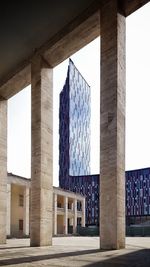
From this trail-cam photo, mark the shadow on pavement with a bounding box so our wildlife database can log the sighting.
[0,246,29,250]
[0,249,100,266]
[85,248,150,267]
[0,247,149,266]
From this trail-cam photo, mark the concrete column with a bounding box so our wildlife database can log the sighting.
[0,99,7,244]
[23,187,29,236]
[73,199,77,234]
[7,184,11,236]
[81,198,85,227]
[64,196,68,235]
[54,193,57,236]
[100,0,126,249]
[30,55,53,246]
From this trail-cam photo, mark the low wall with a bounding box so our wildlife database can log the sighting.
[126,226,150,236]
[77,226,99,236]
[78,225,150,237]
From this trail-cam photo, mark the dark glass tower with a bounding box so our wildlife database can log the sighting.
[59,59,91,186]
[59,60,150,226]
[59,59,100,225]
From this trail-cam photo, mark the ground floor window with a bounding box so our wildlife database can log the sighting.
[19,219,23,231]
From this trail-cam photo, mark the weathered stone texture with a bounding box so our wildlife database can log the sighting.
[64,197,68,235]
[53,193,57,236]
[23,187,30,236]
[73,199,77,234]
[30,56,53,246]
[100,0,126,250]
[7,184,11,236]
[0,100,7,243]
[81,199,85,227]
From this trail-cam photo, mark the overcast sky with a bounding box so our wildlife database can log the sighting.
[7,3,150,186]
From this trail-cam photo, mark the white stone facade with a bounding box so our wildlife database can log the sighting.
[7,173,85,238]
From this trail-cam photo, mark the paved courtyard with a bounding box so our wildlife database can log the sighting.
[0,237,149,266]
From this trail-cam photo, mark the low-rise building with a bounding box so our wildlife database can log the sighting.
[7,173,85,238]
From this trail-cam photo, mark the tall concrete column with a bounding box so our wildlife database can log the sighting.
[64,196,68,235]
[23,187,29,236]
[81,199,85,227]
[100,0,126,250]
[54,193,57,236]
[7,184,11,237]
[30,55,53,246]
[73,199,77,234]
[0,99,7,244]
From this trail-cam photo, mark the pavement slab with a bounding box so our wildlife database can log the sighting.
[0,237,149,267]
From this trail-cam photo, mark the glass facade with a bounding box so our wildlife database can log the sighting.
[61,169,150,225]
[126,167,150,217]
[59,60,150,226]
[69,60,90,176]
[61,174,99,225]
[59,59,90,181]
[59,70,70,182]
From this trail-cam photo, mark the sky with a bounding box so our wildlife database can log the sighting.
[7,3,150,186]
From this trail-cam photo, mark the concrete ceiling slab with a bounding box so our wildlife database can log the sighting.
[0,0,97,82]
[0,0,149,91]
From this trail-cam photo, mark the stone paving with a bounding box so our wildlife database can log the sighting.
[0,237,149,266]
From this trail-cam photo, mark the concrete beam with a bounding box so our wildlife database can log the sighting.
[121,0,149,17]
[0,11,99,100]
[100,0,126,250]
[0,64,31,100]
[53,187,85,201]
[0,0,148,100]
[43,11,100,68]
[7,173,31,187]
[30,55,53,246]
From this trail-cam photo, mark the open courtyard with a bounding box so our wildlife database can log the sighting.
[0,237,149,266]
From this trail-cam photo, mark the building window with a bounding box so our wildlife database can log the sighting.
[19,194,24,207]
[19,219,23,231]
[57,202,62,208]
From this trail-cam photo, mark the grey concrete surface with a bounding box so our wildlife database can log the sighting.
[30,56,53,247]
[0,237,149,266]
[0,100,7,244]
[100,0,126,249]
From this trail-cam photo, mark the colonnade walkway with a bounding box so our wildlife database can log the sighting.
[0,237,149,266]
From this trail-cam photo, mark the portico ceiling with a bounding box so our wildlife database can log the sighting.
[0,0,149,96]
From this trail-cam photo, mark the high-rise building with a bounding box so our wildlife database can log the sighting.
[61,167,150,226]
[59,59,91,182]
[126,167,150,223]
[59,60,150,226]
[59,59,100,225]
[65,174,99,225]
